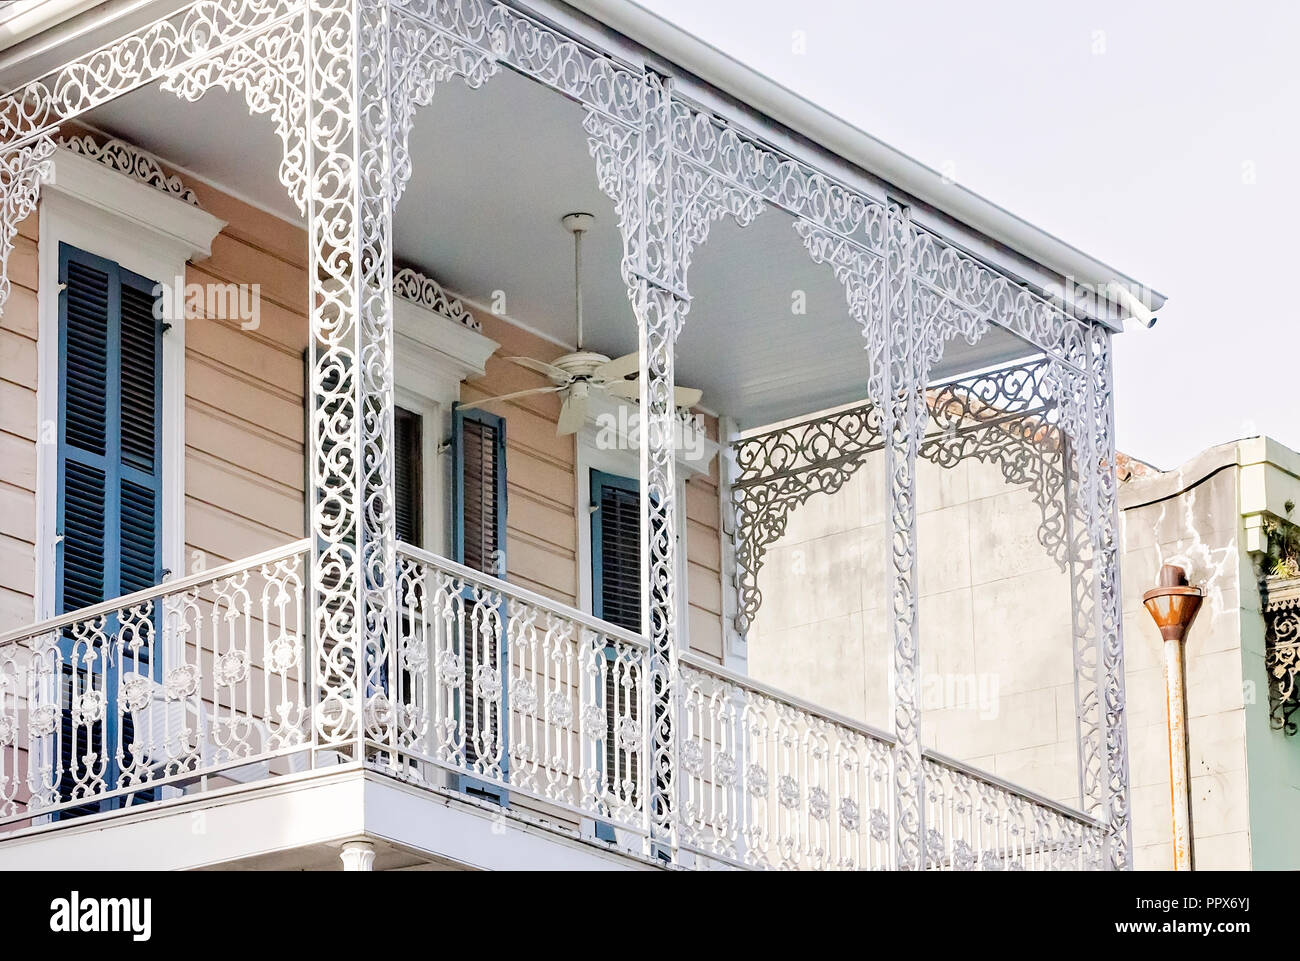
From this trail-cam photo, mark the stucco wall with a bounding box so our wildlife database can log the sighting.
[747,450,1080,802]
[747,435,1295,870]
[1120,465,1250,869]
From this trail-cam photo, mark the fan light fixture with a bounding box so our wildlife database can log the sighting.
[458,213,702,435]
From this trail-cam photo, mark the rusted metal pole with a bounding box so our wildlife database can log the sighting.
[1162,626,1193,869]
[1142,564,1203,871]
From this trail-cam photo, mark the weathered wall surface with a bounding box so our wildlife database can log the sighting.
[1120,463,1249,870]
[747,450,1080,804]
[748,437,1297,870]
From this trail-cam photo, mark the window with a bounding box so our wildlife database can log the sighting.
[453,408,506,578]
[590,469,643,813]
[37,140,220,624]
[55,243,164,817]
[394,405,423,547]
[451,405,508,803]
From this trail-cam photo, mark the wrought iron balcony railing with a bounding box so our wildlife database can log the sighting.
[0,540,312,828]
[921,751,1103,871]
[0,539,1103,868]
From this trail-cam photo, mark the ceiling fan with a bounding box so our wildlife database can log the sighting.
[457,212,703,436]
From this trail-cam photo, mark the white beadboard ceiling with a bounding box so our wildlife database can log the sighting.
[85,67,1035,428]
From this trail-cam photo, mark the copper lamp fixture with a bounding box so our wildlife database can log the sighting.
[1142,564,1203,872]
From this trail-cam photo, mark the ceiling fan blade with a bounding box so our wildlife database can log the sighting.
[457,385,563,413]
[674,386,703,409]
[605,379,639,400]
[557,392,588,436]
[505,356,572,385]
[594,352,639,381]
[603,379,701,410]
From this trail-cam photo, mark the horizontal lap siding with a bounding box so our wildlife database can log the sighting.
[686,415,724,662]
[179,181,307,572]
[0,213,39,631]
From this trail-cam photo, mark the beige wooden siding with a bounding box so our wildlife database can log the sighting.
[0,211,39,632]
[180,179,308,573]
[686,415,724,662]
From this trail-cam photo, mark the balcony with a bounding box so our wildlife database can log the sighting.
[0,540,1103,869]
[0,0,1146,871]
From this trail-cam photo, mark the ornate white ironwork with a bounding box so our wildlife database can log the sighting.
[908,222,1091,372]
[392,266,479,329]
[0,1,303,146]
[388,0,642,204]
[162,8,309,214]
[729,358,1069,635]
[0,138,54,316]
[678,653,894,870]
[299,0,400,758]
[1089,326,1131,869]
[922,751,1103,870]
[392,544,653,838]
[0,542,309,823]
[57,134,201,205]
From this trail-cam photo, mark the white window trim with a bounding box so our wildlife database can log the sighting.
[575,393,717,651]
[392,293,499,556]
[34,146,225,623]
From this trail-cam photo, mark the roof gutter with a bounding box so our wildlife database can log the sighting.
[563,0,1167,322]
[0,0,104,50]
[0,0,165,74]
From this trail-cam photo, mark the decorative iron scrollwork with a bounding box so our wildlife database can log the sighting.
[57,135,202,205]
[1262,576,1300,734]
[730,357,1067,635]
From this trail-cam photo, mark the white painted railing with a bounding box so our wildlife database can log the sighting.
[921,750,1104,870]
[0,540,311,828]
[677,653,895,870]
[388,544,654,844]
[0,538,1104,869]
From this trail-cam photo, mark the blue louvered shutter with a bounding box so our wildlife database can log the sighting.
[452,407,506,578]
[56,243,163,817]
[451,406,508,802]
[591,470,641,634]
[57,243,163,610]
[393,405,422,547]
[590,470,642,818]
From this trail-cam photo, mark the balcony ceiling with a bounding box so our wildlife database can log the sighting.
[85,67,1031,428]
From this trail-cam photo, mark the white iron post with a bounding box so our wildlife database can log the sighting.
[302,0,398,765]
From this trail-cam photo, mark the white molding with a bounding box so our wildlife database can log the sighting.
[44,146,224,263]
[393,266,479,331]
[393,295,497,407]
[34,149,226,623]
[0,768,657,870]
[56,134,201,206]
[393,292,500,556]
[394,386,447,556]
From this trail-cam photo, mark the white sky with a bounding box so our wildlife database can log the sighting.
[640,0,1299,470]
